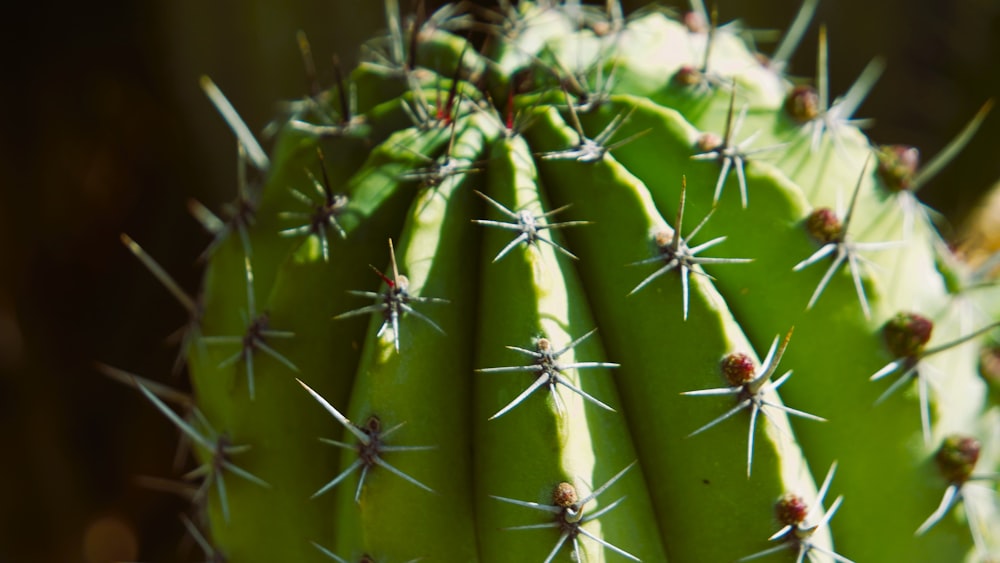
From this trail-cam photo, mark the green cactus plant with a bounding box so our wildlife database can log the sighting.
[104,1,1000,561]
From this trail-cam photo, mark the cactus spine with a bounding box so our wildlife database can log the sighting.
[108,1,1000,561]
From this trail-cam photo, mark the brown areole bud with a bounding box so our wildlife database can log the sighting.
[775,493,809,527]
[553,482,578,508]
[805,208,843,245]
[784,85,820,123]
[935,435,980,483]
[883,312,934,358]
[876,144,920,192]
[721,352,756,386]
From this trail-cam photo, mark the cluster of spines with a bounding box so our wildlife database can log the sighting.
[102,1,1000,561]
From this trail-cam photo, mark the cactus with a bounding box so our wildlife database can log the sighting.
[105,1,1000,561]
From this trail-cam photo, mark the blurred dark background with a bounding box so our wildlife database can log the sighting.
[0,1,997,561]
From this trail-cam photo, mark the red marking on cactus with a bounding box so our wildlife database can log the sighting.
[505,87,516,131]
[336,239,447,352]
[721,352,756,386]
[437,40,470,126]
[369,265,395,288]
[775,493,809,527]
[784,85,820,123]
[805,208,843,245]
[436,84,457,126]
[936,435,981,484]
[883,312,934,358]
[876,144,920,193]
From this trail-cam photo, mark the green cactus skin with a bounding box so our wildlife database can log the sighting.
[109,2,1000,562]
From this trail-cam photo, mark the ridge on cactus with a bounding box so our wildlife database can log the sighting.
[103,1,1000,561]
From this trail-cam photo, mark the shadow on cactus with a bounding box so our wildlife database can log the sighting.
[103,1,1000,561]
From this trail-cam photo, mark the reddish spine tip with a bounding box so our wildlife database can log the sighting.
[805,208,843,244]
[553,482,579,508]
[505,88,516,131]
[775,494,809,527]
[876,144,920,192]
[883,312,934,358]
[395,274,409,291]
[936,435,980,483]
[784,85,820,124]
[370,265,395,288]
[721,352,756,386]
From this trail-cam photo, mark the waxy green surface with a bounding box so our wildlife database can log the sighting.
[157,3,1000,562]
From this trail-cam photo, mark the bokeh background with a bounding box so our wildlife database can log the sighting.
[1,0,998,561]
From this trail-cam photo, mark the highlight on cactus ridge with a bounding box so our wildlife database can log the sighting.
[102,1,1000,561]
